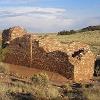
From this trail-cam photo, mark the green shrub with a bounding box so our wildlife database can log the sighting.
[31,73,49,87]
[58,30,76,35]
[31,73,61,99]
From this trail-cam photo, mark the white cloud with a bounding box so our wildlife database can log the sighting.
[0,7,74,32]
[0,7,66,17]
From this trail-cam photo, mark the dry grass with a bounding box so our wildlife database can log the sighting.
[83,87,100,100]
[82,78,100,100]
[52,30,100,55]
[0,72,62,100]
[0,71,100,100]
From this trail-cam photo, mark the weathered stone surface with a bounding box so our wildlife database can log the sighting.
[2,27,95,82]
[3,34,32,67]
[31,36,95,82]
[2,26,26,48]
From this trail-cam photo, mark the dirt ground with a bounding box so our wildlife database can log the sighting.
[7,63,72,85]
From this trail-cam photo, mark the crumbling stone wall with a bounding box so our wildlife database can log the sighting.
[2,26,25,48]
[31,36,95,82]
[2,27,32,67]
[3,34,32,67]
[2,27,95,82]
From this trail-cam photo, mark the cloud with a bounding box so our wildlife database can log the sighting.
[0,7,74,32]
[1,6,99,32]
[0,7,100,32]
[0,7,66,18]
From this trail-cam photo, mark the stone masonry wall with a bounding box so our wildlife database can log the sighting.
[3,34,32,67]
[31,36,95,82]
[2,27,95,82]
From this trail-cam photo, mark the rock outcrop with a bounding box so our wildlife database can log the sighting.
[2,27,95,82]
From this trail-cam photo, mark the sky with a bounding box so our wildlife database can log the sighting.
[0,0,100,33]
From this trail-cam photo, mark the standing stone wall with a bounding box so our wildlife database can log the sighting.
[73,51,95,82]
[3,34,32,67]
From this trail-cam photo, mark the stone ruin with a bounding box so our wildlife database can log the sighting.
[2,26,95,82]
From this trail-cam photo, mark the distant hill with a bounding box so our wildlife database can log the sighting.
[78,25,100,32]
[58,25,100,35]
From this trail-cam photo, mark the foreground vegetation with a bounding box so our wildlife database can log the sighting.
[0,46,99,100]
[0,65,100,100]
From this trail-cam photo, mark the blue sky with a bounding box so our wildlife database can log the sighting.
[0,0,100,32]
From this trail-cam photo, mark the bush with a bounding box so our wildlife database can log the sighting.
[31,73,61,99]
[69,30,76,34]
[57,30,76,35]
[31,73,49,87]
